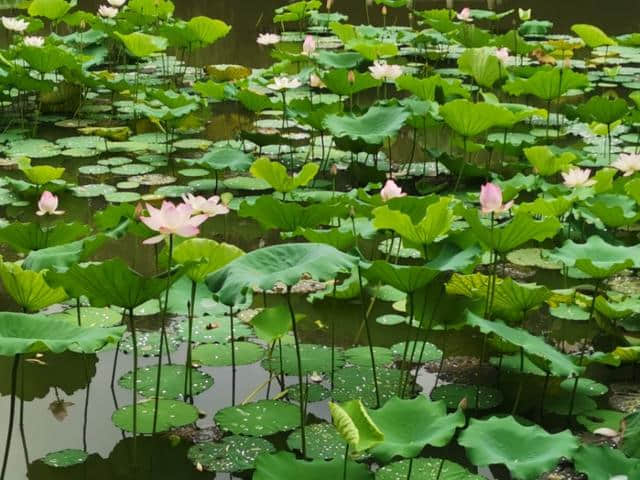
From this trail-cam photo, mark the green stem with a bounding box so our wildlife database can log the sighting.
[1,354,19,480]
[286,287,306,456]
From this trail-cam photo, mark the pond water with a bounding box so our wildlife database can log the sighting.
[1,0,640,479]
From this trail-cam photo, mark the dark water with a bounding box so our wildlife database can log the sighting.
[0,1,638,479]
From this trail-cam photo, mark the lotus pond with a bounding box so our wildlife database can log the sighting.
[2,0,640,479]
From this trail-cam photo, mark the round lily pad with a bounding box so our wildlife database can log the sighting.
[178,168,209,177]
[173,138,212,150]
[120,330,182,357]
[154,185,193,197]
[49,307,122,328]
[71,184,117,198]
[129,174,176,186]
[191,341,264,367]
[345,346,394,367]
[376,314,407,326]
[111,163,155,176]
[506,248,562,270]
[214,400,300,436]
[263,343,344,375]
[178,316,252,343]
[544,393,597,416]
[375,458,484,480]
[42,449,88,468]
[63,148,96,158]
[78,165,110,175]
[287,423,346,460]
[391,341,442,363]
[104,191,141,203]
[287,383,330,403]
[187,435,275,472]
[118,364,213,399]
[430,384,503,410]
[332,367,404,408]
[116,181,140,190]
[98,156,132,167]
[550,303,590,321]
[112,399,198,434]
[224,176,271,191]
[560,377,608,397]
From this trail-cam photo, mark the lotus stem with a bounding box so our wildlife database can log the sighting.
[511,347,525,415]
[18,360,27,465]
[82,357,90,452]
[183,280,197,403]
[342,444,350,480]
[286,286,307,456]
[540,372,550,422]
[406,457,414,479]
[357,265,380,408]
[129,308,138,475]
[1,354,19,480]
[230,306,237,406]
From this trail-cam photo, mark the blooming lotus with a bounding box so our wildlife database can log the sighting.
[479,182,513,214]
[380,180,406,202]
[495,47,510,62]
[267,76,302,91]
[302,35,316,56]
[518,8,532,21]
[613,153,640,176]
[181,193,230,218]
[98,5,118,18]
[368,60,403,81]
[562,167,596,188]
[108,0,127,5]
[24,36,44,47]
[36,191,64,216]
[139,201,208,245]
[456,7,472,22]
[2,16,28,32]
[257,33,281,46]
[309,73,326,89]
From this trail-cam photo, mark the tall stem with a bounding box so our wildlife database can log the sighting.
[230,306,237,406]
[286,287,306,456]
[1,354,19,480]
[129,308,138,475]
[184,280,197,402]
[357,265,380,408]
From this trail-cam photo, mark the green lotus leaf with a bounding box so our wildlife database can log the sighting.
[192,147,253,172]
[215,400,300,436]
[287,423,347,460]
[333,366,404,408]
[329,399,383,453]
[173,238,244,283]
[548,236,640,278]
[462,209,561,254]
[490,277,551,321]
[237,89,281,113]
[21,44,79,73]
[368,396,464,462]
[206,243,358,306]
[42,449,88,468]
[114,31,168,58]
[187,435,274,473]
[28,0,75,19]
[458,416,579,480]
[253,451,372,480]
[322,69,381,96]
[17,158,65,185]
[250,305,292,343]
[0,311,125,355]
[78,126,131,141]
[571,24,617,48]
[458,47,507,89]
[576,409,625,433]
[0,222,89,254]
[375,458,484,480]
[186,16,230,45]
[519,19,553,36]
[465,311,582,377]
[316,50,363,69]
[346,38,397,61]
[621,410,640,458]
[324,106,409,145]
[430,384,503,410]
[45,258,172,309]
[440,99,511,138]
[127,0,174,20]
[586,194,640,228]
[503,67,589,101]
[239,196,338,231]
[249,157,319,193]
[263,343,343,375]
[112,399,198,434]
[574,444,638,479]
[0,261,67,312]
[524,145,576,176]
[191,341,264,367]
[361,261,439,293]
[118,364,213,399]
[577,95,628,125]
[289,98,342,131]
[516,197,573,217]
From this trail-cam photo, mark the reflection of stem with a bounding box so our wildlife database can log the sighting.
[82,357,91,452]
[357,265,380,407]
[18,359,27,465]
[229,306,236,406]
[1,354,19,480]
[184,280,197,402]
[406,457,413,479]
[129,308,138,474]
[286,287,306,456]
[511,347,524,415]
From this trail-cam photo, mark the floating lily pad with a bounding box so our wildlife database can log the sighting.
[187,435,275,472]
[111,163,155,176]
[191,341,264,367]
[550,303,590,321]
[178,316,252,343]
[154,185,193,197]
[116,181,140,189]
[49,307,122,328]
[104,191,142,203]
[375,458,484,480]
[430,384,503,410]
[71,184,117,198]
[391,341,442,363]
[376,314,407,326]
[63,148,96,158]
[333,367,404,408]
[577,409,625,433]
[78,165,110,175]
[120,330,182,357]
[42,449,88,468]
[287,383,330,403]
[98,156,132,167]
[345,346,394,367]
[173,138,212,150]
[118,364,213,399]
[263,343,344,375]
[178,168,209,177]
[544,392,597,415]
[560,377,608,397]
[8,139,61,158]
[224,176,271,191]
[287,423,346,460]
[112,399,198,433]
[506,248,562,270]
[214,400,299,436]
[129,173,176,186]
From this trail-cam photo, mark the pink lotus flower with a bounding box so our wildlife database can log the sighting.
[257,33,281,46]
[380,180,406,202]
[36,191,64,216]
[479,182,513,214]
[613,153,640,177]
[302,35,316,56]
[562,168,596,188]
[24,36,44,47]
[457,7,472,22]
[181,193,229,218]
[309,73,326,88]
[495,47,510,62]
[139,201,208,245]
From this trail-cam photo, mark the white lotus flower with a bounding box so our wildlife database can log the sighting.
[23,36,44,47]
[98,5,119,18]
[368,60,403,81]
[108,0,127,6]
[562,167,596,188]
[2,16,28,32]
[495,47,510,62]
[257,33,281,46]
[309,73,325,89]
[613,153,640,177]
[267,76,302,91]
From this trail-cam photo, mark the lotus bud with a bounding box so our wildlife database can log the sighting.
[49,399,74,422]
[349,206,356,218]
[326,0,333,11]
[330,164,338,176]
[134,202,144,218]
[518,8,531,21]
[347,70,356,84]
[458,396,468,411]
[446,0,454,9]
[381,5,387,16]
